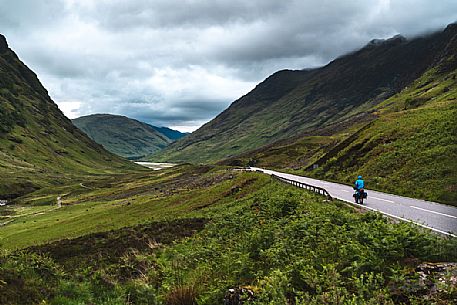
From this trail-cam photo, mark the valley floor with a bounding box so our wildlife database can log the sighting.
[1,165,456,304]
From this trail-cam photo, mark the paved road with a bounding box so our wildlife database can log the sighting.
[250,167,457,237]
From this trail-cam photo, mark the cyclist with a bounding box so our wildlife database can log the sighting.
[353,175,365,203]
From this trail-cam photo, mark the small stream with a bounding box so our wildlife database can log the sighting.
[135,162,177,170]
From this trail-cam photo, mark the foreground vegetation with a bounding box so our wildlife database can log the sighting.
[1,168,456,304]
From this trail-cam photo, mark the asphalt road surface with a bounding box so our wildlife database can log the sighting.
[250,167,457,237]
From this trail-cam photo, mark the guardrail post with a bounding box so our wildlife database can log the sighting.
[269,174,333,201]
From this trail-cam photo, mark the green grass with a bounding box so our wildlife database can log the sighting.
[157,181,457,304]
[0,166,266,249]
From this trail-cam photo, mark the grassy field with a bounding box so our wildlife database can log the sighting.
[0,165,265,249]
[1,168,456,304]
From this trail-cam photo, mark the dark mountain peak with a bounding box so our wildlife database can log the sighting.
[366,34,406,48]
[389,34,407,41]
[0,34,9,52]
[444,22,457,33]
[80,113,120,118]
[153,126,188,141]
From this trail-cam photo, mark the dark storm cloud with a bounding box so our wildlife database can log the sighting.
[117,98,229,127]
[74,0,285,29]
[1,0,456,131]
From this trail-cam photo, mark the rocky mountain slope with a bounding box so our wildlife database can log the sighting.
[73,114,186,159]
[0,34,137,200]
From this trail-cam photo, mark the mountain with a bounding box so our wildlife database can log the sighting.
[72,114,187,159]
[0,34,136,200]
[155,24,457,204]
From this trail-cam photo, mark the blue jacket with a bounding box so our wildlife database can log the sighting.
[355,179,365,190]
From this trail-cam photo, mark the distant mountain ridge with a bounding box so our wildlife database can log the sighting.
[72,114,186,159]
[153,126,188,141]
[0,34,135,200]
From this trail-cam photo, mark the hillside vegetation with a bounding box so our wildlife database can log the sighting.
[0,34,139,201]
[310,68,457,204]
[73,114,186,160]
[0,165,260,249]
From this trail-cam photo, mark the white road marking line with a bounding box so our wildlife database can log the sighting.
[254,168,457,237]
[340,189,350,192]
[333,196,457,238]
[410,206,457,219]
[371,196,395,203]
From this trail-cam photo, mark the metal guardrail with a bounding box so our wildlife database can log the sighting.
[271,174,333,200]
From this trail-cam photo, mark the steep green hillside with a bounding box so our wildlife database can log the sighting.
[224,25,457,205]
[240,66,457,204]
[155,25,457,163]
[0,34,138,200]
[310,67,457,204]
[73,114,186,159]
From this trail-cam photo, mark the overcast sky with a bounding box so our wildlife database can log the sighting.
[1,1,456,132]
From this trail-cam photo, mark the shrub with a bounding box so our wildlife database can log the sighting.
[164,284,198,305]
[124,280,157,305]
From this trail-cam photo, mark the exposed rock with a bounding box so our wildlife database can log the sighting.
[416,262,457,290]
[223,287,255,305]
[0,34,8,52]
[390,262,457,302]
